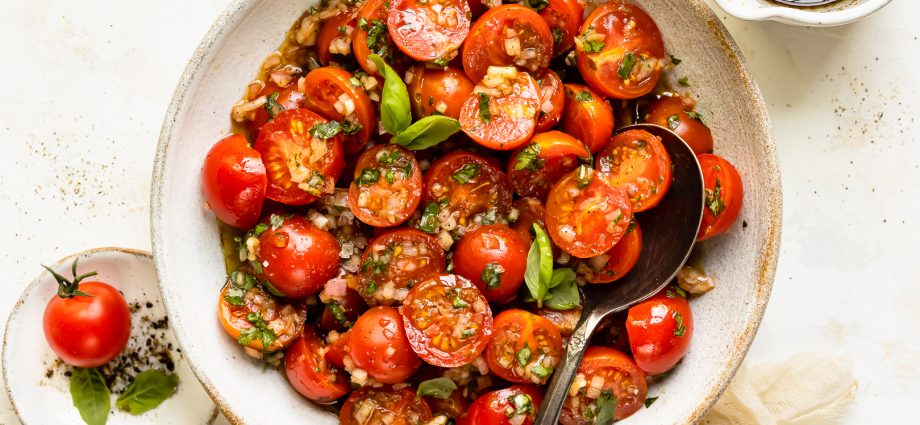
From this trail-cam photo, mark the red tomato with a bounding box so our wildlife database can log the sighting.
[453,224,529,303]
[508,131,590,200]
[340,386,433,425]
[202,134,267,229]
[560,347,647,423]
[424,151,513,236]
[247,81,307,134]
[510,197,547,244]
[459,70,541,150]
[697,154,744,241]
[539,0,583,56]
[254,108,345,205]
[353,0,405,75]
[284,326,350,403]
[426,390,470,419]
[644,95,714,155]
[348,145,423,227]
[596,129,672,212]
[218,284,306,352]
[579,221,642,284]
[399,274,493,367]
[485,309,563,384]
[357,228,447,305]
[575,1,665,99]
[458,385,544,425]
[534,70,565,132]
[560,84,614,153]
[302,67,376,154]
[255,215,340,298]
[545,166,633,258]
[42,263,130,368]
[349,306,422,383]
[321,286,368,331]
[534,307,580,338]
[626,286,693,375]
[316,12,357,66]
[462,5,554,82]
[387,0,470,61]
[407,66,475,120]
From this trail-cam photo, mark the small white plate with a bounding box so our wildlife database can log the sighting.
[2,248,218,424]
[712,0,892,27]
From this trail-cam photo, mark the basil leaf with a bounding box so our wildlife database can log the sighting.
[70,368,110,425]
[596,391,617,425]
[115,370,179,415]
[416,377,457,399]
[391,115,461,150]
[524,224,553,307]
[548,267,575,290]
[418,202,439,233]
[545,268,580,310]
[618,52,637,80]
[368,54,411,135]
[645,396,659,408]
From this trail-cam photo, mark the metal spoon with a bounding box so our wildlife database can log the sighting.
[534,123,705,424]
[769,0,839,7]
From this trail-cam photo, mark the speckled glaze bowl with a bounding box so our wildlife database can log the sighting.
[151,0,782,423]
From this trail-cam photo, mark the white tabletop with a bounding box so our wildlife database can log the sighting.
[1,0,917,423]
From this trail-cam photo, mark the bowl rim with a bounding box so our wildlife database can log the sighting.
[712,0,893,26]
[150,0,782,423]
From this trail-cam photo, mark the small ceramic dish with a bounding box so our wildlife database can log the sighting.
[712,0,892,26]
[2,248,218,424]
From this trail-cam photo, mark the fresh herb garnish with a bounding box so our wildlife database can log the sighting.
[667,114,681,130]
[532,363,553,380]
[527,0,549,11]
[264,92,284,119]
[433,57,450,67]
[575,164,592,189]
[416,377,457,399]
[356,168,381,186]
[237,311,278,348]
[477,92,492,124]
[618,52,637,80]
[481,262,504,290]
[523,224,554,307]
[595,390,617,425]
[514,143,543,172]
[673,311,686,336]
[391,115,461,150]
[451,163,480,184]
[552,28,564,45]
[511,393,535,416]
[574,90,592,102]
[580,27,605,53]
[418,202,440,233]
[669,54,682,65]
[368,54,412,135]
[645,396,659,408]
[70,367,110,425]
[516,343,532,367]
[544,268,580,310]
[678,76,691,87]
[115,370,179,415]
[364,19,389,57]
[686,110,706,126]
[705,178,725,217]
[328,301,349,326]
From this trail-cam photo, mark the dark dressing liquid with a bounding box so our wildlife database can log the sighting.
[768,0,841,7]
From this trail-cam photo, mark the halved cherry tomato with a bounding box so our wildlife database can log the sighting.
[321,285,368,331]
[353,0,405,75]
[560,84,614,153]
[626,286,693,375]
[510,197,547,244]
[202,134,267,229]
[458,385,544,425]
[256,215,340,298]
[560,346,647,423]
[424,151,513,236]
[462,5,553,82]
[407,66,475,119]
[349,306,422,383]
[387,0,470,62]
[316,11,358,66]
[545,166,633,258]
[254,108,345,205]
[575,0,665,99]
[399,274,493,367]
[539,0,583,56]
[460,70,541,150]
[302,67,376,153]
[534,307,580,338]
[357,228,447,305]
[218,284,306,352]
[644,95,714,155]
[534,70,565,132]
[248,82,307,135]
[508,131,590,200]
[596,129,672,212]
[485,309,563,384]
[578,221,642,284]
[697,153,743,241]
[349,145,423,227]
[284,326,350,403]
[340,386,433,425]
[453,224,529,303]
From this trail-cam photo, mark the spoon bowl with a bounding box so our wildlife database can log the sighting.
[535,123,705,424]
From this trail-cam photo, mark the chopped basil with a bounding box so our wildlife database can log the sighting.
[686,110,707,126]
[378,150,401,165]
[419,202,440,233]
[595,390,617,425]
[451,163,480,184]
[673,311,686,337]
[531,363,553,380]
[705,178,725,217]
[527,0,549,11]
[365,281,378,295]
[237,311,278,348]
[309,121,343,140]
[575,90,593,102]
[357,17,368,30]
[667,114,681,130]
[450,288,468,309]
[433,57,449,67]
[269,214,285,229]
[328,301,348,326]
[678,76,691,87]
[645,396,659,408]
[511,393,534,416]
[477,92,492,124]
[669,54,682,65]
[355,168,381,186]
[576,165,592,189]
[514,143,543,172]
[580,27,605,53]
[552,28,564,45]
[349,76,362,87]
[264,92,284,119]
[115,370,179,415]
[481,262,504,290]
[365,19,388,57]
[618,52,637,80]
[417,377,457,399]
[460,328,476,338]
[516,343,532,367]
[224,287,246,306]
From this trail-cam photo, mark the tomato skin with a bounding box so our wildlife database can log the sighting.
[340,386,434,425]
[408,66,475,120]
[580,222,642,284]
[356,228,447,306]
[597,129,672,212]
[424,151,514,236]
[202,134,267,229]
[508,131,590,200]
[485,309,563,384]
[302,67,376,154]
[349,144,423,227]
[218,285,306,352]
[256,215,340,298]
[453,224,530,303]
[43,282,131,368]
[510,197,547,244]
[247,82,307,135]
[459,72,542,151]
[458,385,544,425]
[626,287,693,375]
[539,0,583,56]
[284,326,350,403]
[534,307,580,338]
[644,96,714,155]
[462,5,554,82]
[254,108,345,205]
[321,287,368,331]
[349,306,422,384]
[534,70,565,132]
[697,154,744,241]
[387,0,471,61]
[353,0,406,75]
[560,346,647,423]
[560,84,614,153]
[316,12,357,66]
[575,1,665,99]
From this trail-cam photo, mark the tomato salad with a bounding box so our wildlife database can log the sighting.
[204,0,745,423]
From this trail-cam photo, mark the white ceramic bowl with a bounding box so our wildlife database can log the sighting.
[151,0,782,423]
[712,0,892,26]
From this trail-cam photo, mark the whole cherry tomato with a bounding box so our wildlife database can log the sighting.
[697,153,744,241]
[407,66,475,120]
[349,306,422,384]
[596,129,672,212]
[452,224,530,303]
[561,346,647,423]
[202,134,267,229]
[255,215,340,298]
[534,70,566,132]
[284,326,350,403]
[340,386,433,425]
[485,309,563,384]
[626,286,693,375]
[560,84,614,153]
[644,95,714,154]
[459,385,544,425]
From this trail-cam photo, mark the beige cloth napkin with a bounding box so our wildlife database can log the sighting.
[702,353,857,425]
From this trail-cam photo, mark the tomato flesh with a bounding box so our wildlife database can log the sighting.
[357,228,446,305]
[284,326,350,403]
[597,129,672,212]
[462,5,553,83]
[508,130,590,200]
[459,385,544,425]
[697,153,744,241]
[560,346,647,423]
[218,284,306,352]
[452,224,529,303]
[424,151,513,237]
[340,386,433,425]
[626,286,693,375]
[387,0,471,62]
[303,67,376,154]
[485,309,563,384]
[349,144,423,227]
[256,215,340,298]
[43,281,131,368]
[560,84,614,153]
[460,71,542,151]
[202,134,267,229]
[539,0,583,56]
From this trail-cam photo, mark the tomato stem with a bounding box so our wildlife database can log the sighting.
[43,258,96,298]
